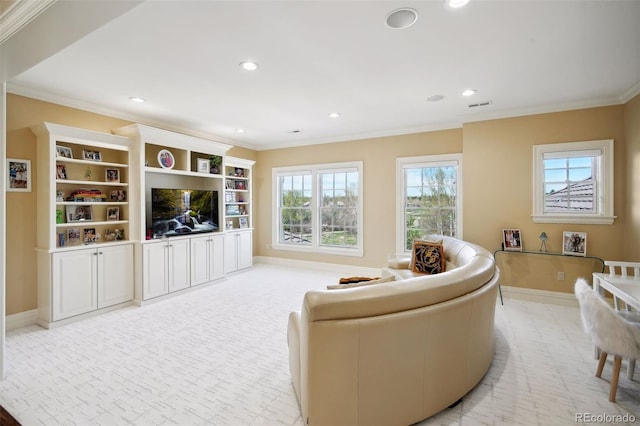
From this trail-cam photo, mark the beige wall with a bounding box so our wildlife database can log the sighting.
[254,130,463,268]
[624,94,640,259]
[5,93,639,315]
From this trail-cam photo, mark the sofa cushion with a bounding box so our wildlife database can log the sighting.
[327,275,395,290]
[411,239,445,274]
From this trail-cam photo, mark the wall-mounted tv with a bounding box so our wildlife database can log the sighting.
[150,188,219,238]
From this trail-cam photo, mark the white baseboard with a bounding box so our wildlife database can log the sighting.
[6,309,39,331]
[501,285,578,307]
[254,256,381,277]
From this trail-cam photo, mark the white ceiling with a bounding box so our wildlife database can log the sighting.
[7,0,640,150]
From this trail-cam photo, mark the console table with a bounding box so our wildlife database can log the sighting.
[493,248,605,302]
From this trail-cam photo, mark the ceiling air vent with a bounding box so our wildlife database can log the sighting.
[468,101,493,108]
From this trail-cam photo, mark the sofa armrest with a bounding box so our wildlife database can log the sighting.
[288,311,303,404]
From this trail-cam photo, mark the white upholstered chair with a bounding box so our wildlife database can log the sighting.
[575,278,640,402]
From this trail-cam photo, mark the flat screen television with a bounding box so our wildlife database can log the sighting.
[150,188,219,238]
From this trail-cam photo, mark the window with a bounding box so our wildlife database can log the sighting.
[396,154,462,253]
[273,162,363,256]
[533,140,615,224]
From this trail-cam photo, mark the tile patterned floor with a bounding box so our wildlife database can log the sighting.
[0,264,638,425]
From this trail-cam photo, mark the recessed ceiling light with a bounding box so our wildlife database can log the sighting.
[385,8,418,29]
[462,89,477,97]
[129,97,145,103]
[239,61,258,71]
[329,112,341,118]
[288,129,302,134]
[447,0,470,9]
[235,128,245,133]
[427,95,445,102]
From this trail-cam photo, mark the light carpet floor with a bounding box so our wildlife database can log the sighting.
[1,263,639,425]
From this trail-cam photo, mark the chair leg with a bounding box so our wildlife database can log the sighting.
[628,359,636,380]
[597,351,608,378]
[610,355,622,402]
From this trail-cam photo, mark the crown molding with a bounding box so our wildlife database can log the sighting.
[620,80,640,103]
[0,0,56,46]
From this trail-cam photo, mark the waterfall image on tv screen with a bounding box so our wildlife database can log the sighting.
[150,188,219,237]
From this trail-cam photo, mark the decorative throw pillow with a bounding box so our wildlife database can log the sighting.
[411,239,445,274]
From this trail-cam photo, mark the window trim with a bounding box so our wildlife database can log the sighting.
[532,139,615,225]
[395,154,463,254]
[272,161,364,256]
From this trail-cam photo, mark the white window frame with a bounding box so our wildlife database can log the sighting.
[272,161,364,256]
[532,139,615,224]
[395,154,463,254]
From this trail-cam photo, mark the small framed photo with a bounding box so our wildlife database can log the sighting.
[225,180,235,189]
[56,164,67,180]
[158,149,175,169]
[197,158,210,173]
[110,190,127,202]
[563,231,587,256]
[107,207,120,221]
[67,228,81,245]
[239,217,248,228]
[105,169,120,183]
[7,158,31,192]
[56,145,73,159]
[82,149,102,161]
[83,228,97,244]
[502,229,522,251]
[66,205,93,222]
[225,192,236,203]
[235,180,246,190]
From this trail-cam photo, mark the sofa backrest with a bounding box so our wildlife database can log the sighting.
[303,236,496,322]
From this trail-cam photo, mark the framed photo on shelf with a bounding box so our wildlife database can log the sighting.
[225,180,235,189]
[239,217,248,228]
[56,145,73,159]
[157,149,175,169]
[197,158,210,173]
[7,158,31,192]
[235,180,246,190]
[105,169,120,183]
[225,191,236,203]
[563,231,587,256]
[502,229,522,251]
[82,149,102,161]
[83,228,97,243]
[56,164,67,180]
[67,228,81,245]
[66,205,93,222]
[107,207,120,221]
[110,190,127,202]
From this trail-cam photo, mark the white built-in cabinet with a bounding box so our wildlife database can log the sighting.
[142,238,190,299]
[32,123,135,328]
[224,230,253,274]
[190,234,225,285]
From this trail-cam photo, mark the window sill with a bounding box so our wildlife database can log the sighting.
[531,214,616,225]
[271,243,364,257]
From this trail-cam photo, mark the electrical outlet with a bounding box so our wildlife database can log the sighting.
[557,272,565,281]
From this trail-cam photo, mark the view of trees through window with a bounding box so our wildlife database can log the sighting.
[278,169,359,248]
[404,166,457,250]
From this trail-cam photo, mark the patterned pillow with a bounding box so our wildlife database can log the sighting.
[326,275,395,290]
[411,240,445,274]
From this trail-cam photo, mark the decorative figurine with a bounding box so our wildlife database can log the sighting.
[539,232,548,252]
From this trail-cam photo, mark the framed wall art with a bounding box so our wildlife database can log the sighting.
[7,158,31,192]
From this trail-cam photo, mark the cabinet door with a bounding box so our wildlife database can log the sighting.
[210,235,225,280]
[98,244,134,309]
[237,231,253,270]
[223,233,238,274]
[190,236,210,286]
[143,242,169,300]
[168,238,190,292]
[52,249,98,321]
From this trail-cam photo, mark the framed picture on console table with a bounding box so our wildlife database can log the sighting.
[563,231,587,256]
[502,229,522,251]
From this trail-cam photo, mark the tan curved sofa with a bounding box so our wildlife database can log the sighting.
[287,235,500,426]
